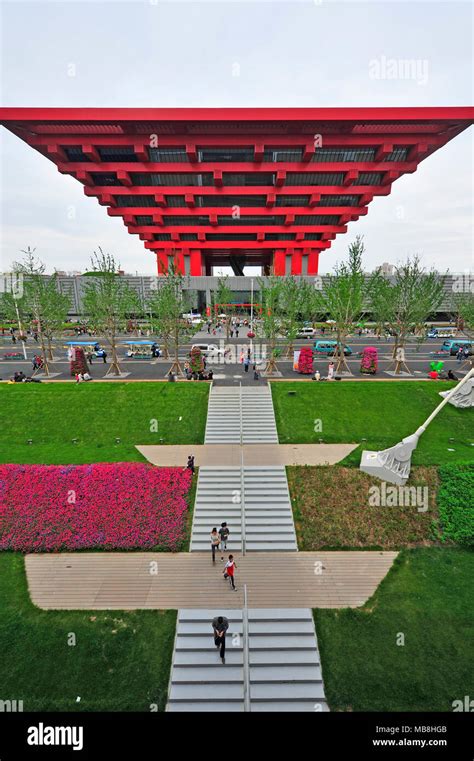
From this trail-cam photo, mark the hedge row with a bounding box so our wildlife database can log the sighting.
[437,463,474,546]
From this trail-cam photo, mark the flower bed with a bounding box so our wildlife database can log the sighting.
[0,463,192,552]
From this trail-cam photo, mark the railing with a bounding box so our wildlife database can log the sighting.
[239,383,246,556]
[243,583,251,712]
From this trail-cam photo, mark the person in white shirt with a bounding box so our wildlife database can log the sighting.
[223,555,237,591]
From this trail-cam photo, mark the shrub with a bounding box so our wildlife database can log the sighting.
[0,462,192,552]
[190,346,204,373]
[297,346,314,374]
[437,463,474,546]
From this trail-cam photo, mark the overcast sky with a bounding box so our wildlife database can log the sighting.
[0,0,472,276]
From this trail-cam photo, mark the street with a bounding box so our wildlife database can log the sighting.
[0,328,469,384]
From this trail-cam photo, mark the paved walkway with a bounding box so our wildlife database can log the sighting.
[136,442,358,466]
[25,551,397,610]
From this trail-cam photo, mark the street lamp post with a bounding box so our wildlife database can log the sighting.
[250,278,254,354]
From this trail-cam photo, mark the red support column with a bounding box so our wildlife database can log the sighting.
[156,250,168,275]
[291,250,302,275]
[308,250,319,275]
[175,249,185,275]
[272,249,286,275]
[190,249,203,276]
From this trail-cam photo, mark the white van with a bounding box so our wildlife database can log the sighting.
[296,327,316,339]
[191,343,226,357]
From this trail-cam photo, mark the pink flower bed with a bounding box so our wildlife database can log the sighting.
[0,463,192,552]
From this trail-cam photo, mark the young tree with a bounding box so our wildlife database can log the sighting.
[451,292,474,338]
[82,248,137,376]
[147,263,192,377]
[0,285,29,359]
[256,276,284,375]
[41,275,71,361]
[450,291,474,368]
[147,285,171,359]
[314,236,368,374]
[13,247,69,375]
[279,276,315,357]
[213,276,234,340]
[370,256,446,374]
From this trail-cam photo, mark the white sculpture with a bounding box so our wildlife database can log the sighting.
[360,368,474,485]
[439,378,474,408]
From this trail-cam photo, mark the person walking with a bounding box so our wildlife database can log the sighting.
[186,455,195,475]
[244,356,250,373]
[219,522,230,560]
[224,555,237,591]
[212,615,229,664]
[456,346,464,363]
[102,350,107,364]
[239,349,244,364]
[327,361,335,380]
[210,527,220,563]
[235,327,239,338]
[87,351,93,365]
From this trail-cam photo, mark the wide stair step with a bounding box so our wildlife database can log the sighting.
[167,608,328,712]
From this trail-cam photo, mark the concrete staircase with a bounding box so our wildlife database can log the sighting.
[168,382,328,712]
[166,608,328,712]
[243,466,297,551]
[190,467,243,553]
[241,387,279,443]
[204,385,278,444]
[205,387,241,444]
[167,609,245,712]
[190,465,296,552]
[248,608,327,711]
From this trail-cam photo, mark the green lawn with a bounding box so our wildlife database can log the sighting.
[0,553,176,711]
[272,381,474,466]
[0,382,209,464]
[315,548,474,711]
[288,465,441,550]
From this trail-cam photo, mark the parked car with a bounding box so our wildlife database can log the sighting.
[191,343,226,357]
[427,328,456,339]
[313,340,353,356]
[440,339,472,356]
[296,327,316,339]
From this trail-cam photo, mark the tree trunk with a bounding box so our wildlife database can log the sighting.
[168,326,184,377]
[37,328,50,376]
[105,334,122,376]
[334,328,351,375]
[46,334,54,361]
[265,341,279,375]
